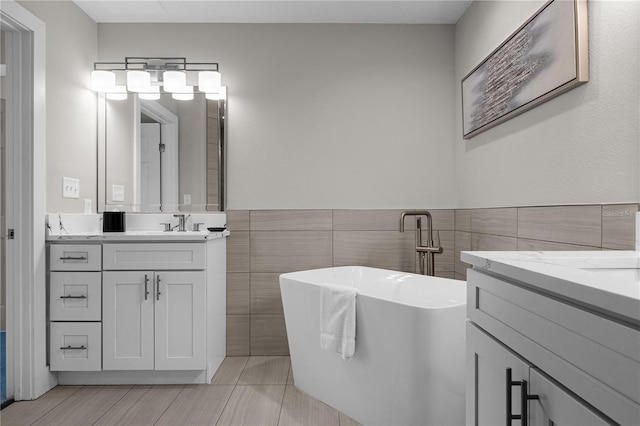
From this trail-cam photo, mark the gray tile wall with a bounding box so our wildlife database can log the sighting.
[226,209,455,355]
[454,204,639,280]
[228,204,638,355]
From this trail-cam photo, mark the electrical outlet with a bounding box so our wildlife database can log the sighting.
[62,177,80,199]
[112,184,125,202]
[184,194,192,205]
[84,199,92,214]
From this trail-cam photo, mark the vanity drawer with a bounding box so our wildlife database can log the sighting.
[50,244,102,271]
[102,243,206,270]
[50,322,101,371]
[50,272,101,321]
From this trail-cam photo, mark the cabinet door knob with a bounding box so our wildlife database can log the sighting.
[506,368,539,426]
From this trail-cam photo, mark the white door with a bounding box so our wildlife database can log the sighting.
[140,122,161,210]
[102,271,154,370]
[467,322,531,426]
[154,271,206,370]
[528,369,610,426]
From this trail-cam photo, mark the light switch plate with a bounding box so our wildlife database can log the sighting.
[184,194,192,205]
[62,177,80,199]
[84,199,92,214]
[112,184,124,202]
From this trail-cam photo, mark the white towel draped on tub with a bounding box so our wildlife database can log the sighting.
[320,283,357,360]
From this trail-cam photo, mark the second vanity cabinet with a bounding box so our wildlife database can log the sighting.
[464,257,640,426]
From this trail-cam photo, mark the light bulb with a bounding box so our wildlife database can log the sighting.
[127,70,151,92]
[91,70,116,92]
[198,71,221,93]
[163,71,186,92]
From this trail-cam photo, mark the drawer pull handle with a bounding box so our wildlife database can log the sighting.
[60,295,87,299]
[506,368,539,426]
[60,256,88,261]
[60,345,86,350]
[156,275,162,300]
[144,274,150,301]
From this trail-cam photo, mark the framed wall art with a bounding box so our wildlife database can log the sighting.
[461,0,588,139]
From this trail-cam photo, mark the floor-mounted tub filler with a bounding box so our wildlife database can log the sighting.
[280,266,466,426]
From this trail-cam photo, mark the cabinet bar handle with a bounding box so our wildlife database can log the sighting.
[144,274,150,301]
[506,368,539,426]
[60,256,87,261]
[156,274,161,300]
[60,295,87,299]
[60,345,86,350]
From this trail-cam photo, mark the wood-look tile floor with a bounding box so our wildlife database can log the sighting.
[1,356,362,426]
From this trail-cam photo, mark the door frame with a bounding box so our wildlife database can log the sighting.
[1,1,53,400]
[137,99,178,210]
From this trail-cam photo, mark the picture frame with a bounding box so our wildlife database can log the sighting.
[461,0,588,139]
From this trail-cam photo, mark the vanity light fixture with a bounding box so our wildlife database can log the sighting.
[91,57,223,101]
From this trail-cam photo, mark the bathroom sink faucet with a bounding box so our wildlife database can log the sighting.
[400,211,443,276]
[173,214,190,232]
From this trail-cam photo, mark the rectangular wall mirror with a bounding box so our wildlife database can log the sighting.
[97,92,226,212]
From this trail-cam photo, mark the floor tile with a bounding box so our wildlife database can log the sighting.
[278,385,339,426]
[237,356,290,385]
[32,385,132,425]
[93,385,183,425]
[210,356,249,385]
[0,386,82,426]
[155,385,234,425]
[217,385,285,426]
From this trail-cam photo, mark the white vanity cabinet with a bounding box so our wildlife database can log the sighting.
[47,230,227,385]
[464,258,640,426]
[102,243,207,371]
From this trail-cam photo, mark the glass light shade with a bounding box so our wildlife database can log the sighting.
[198,71,221,93]
[106,86,128,100]
[138,86,160,100]
[172,88,194,101]
[91,70,116,92]
[127,70,151,92]
[163,71,186,92]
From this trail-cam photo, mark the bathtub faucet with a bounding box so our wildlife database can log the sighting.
[400,211,443,276]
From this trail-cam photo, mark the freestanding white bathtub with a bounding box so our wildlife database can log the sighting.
[280,266,467,426]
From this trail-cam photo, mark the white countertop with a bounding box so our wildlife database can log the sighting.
[46,229,230,242]
[461,250,640,325]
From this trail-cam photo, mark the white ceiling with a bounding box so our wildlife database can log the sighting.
[73,0,473,24]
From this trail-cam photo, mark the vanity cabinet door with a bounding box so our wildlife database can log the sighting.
[528,369,611,426]
[466,322,531,426]
[154,271,206,370]
[103,271,154,370]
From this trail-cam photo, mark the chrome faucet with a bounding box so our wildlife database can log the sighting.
[173,214,190,232]
[400,211,443,276]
